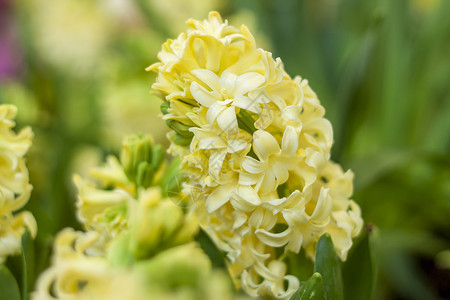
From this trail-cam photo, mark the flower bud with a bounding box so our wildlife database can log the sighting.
[130,187,198,260]
[120,134,164,188]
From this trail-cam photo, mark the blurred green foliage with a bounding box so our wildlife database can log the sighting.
[0,0,449,299]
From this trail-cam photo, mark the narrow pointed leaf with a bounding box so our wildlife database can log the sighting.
[0,264,21,300]
[314,234,344,300]
[290,272,327,300]
[20,230,34,300]
[343,226,377,300]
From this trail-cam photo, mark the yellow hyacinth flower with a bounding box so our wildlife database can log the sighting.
[73,156,133,250]
[73,134,187,250]
[32,228,145,300]
[34,167,246,300]
[35,133,242,299]
[150,12,363,299]
[33,228,249,300]
[0,104,36,263]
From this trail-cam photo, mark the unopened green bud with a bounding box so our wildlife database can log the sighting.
[165,119,194,139]
[130,188,198,260]
[171,132,192,146]
[136,161,155,188]
[160,101,170,115]
[120,134,164,188]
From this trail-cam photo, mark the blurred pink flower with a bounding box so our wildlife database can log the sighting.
[0,0,23,82]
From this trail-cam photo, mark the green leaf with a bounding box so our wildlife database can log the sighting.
[0,264,21,300]
[343,226,378,300]
[20,230,34,300]
[195,229,227,269]
[290,272,327,300]
[314,234,344,300]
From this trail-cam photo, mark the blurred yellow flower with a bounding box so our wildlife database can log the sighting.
[35,150,248,299]
[74,134,178,250]
[33,227,249,300]
[128,187,199,259]
[0,104,36,262]
[150,11,363,299]
[32,228,125,300]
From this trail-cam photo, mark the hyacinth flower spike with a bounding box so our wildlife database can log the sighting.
[150,12,363,299]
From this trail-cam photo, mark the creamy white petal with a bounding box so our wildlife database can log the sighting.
[233,95,261,114]
[282,208,309,226]
[272,163,289,186]
[255,227,291,248]
[238,171,260,186]
[281,126,298,156]
[253,130,280,161]
[303,118,333,150]
[205,183,233,212]
[197,135,226,150]
[259,171,277,195]
[217,106,238,135]
[209,149,227,180]
[219,69,238,93]
[230,185,261,212]
[282,105,302,122]
[191,69,221,91]
[248,208,264,229]
[242,156,266,174]
[285,230,303,253]
[232,211,247,229]
[310,187,333,222]
[206,102,227,125]
[190,81,221,107]
[234,72,265,95]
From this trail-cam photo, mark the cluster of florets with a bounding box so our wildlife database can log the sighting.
[149,12,363,299]
[0,104,36,263]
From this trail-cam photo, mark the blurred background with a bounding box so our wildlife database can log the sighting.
[0,0,449,299]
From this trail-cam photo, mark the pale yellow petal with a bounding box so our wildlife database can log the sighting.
[242,156,265,174]
[255,227,291,248]
[217,106,238,135]
[281,126,298,156]
[234,72,265,96]
[206,102,228,125]
[191,69,221,91]
[253,130,280,161]
[205,183,233,212]
[230,185,261,212]
[190,81,220,107]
